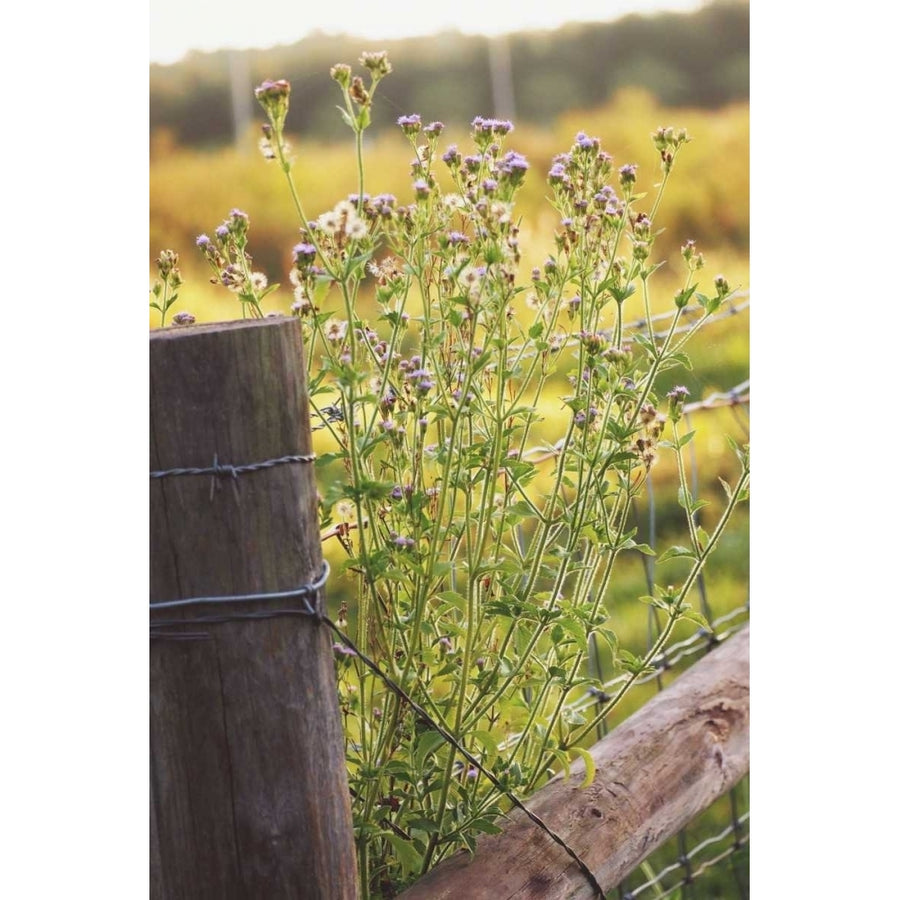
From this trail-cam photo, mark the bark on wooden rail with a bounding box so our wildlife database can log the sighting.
[399,626,749,900]
[150,318,357,899]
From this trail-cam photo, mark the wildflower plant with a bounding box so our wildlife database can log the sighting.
[176,54,749,898]
[194,208,279,319]
[149,249,187,326]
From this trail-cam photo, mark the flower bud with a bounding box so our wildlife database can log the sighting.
[349,76,369,106]
[359,50,392,78]
[666,385,690,423]
[254,79,291,129]
[397,114,421,136]
[330,63,352,88]
[619,164,638,190]
[156,249,178,278]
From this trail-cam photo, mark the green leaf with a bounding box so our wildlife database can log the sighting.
[609,282,636,303]
[384,833,422,875]
[657,545,698,564]
[695,527,710,552]
[435,590,466,611]
[630,542,656,556]
[471,730,500,758]
[630,332,656,355]
[414,731,446,771]
[406,817,441,834]
[594,627,619,655]
[569,746,597,788]
[528,321,545,339]
[554,616,588,653]
[725,435,750,467]
[638,594,670,611]
[674,284,697,309]
[336,105,356,130]
[677,487,709,514]
[617,649,653,676]
[676,430,696,449]
[468,818,503,835]
[679,608,711,630]
[665,351,694,372]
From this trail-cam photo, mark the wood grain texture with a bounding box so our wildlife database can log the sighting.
[398,626,749,900]
[150,318,357,899]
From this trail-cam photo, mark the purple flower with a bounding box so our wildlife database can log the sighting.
[292,242,317,265]
[619,164,638,186]
[255,80,290,101]
[397,114,422,134]
[472,116,514,136]
[442,145,461,167]
[498,151,529,184]
[424,121,444,135]
[548,162,567,184]
[195,234,211,248]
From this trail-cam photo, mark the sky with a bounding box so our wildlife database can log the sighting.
[150,0,705,65]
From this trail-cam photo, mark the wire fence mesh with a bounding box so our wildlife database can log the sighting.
[612,377,750,898]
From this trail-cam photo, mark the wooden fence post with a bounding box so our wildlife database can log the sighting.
[149,318,358,899]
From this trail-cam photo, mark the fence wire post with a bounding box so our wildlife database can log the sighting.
[149,318,358,899]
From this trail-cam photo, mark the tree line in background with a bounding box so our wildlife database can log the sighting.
[150,0,748,149]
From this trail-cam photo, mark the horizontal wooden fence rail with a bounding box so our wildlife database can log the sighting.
[398,625,749,900]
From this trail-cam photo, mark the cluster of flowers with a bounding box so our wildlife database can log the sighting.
[194,209,273,317]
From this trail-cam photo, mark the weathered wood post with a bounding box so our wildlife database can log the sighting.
[150,318,357,899]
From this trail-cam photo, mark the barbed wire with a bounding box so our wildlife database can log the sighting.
[621,291,749,335]
[497,293,748,365]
